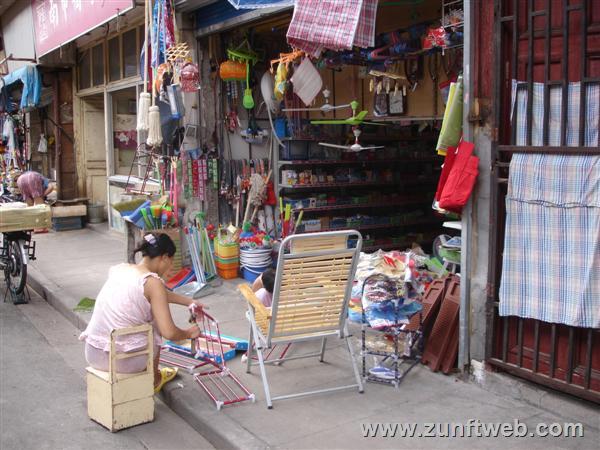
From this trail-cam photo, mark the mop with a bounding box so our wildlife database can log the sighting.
[137,0,150,133]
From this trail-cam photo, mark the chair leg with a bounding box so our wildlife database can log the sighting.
[345,335,364,393]
[319,338,327,362]
[255,345,273,409]
[246,322,254,374]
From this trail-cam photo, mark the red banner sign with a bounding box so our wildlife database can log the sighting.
[32,0,134,57]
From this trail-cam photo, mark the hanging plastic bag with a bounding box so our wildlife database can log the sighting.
[438,140,479,213]
[37,134,48,153]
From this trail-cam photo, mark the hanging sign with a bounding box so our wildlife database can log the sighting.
[31,0,135,58]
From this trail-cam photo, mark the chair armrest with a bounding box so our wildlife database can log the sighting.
[238,284,271,319]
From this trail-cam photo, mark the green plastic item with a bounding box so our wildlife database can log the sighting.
[243,63,254,110]
[141,208,154,229]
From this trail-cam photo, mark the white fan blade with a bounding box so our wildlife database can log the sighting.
[282,107,323,112]
[318,142,352,150]
[360,146,385,150]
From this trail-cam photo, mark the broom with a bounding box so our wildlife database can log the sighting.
[146,0,163,147]
[137,0,150,133]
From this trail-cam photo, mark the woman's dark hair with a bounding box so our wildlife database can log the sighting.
[133,232,176,259]
[261,268,276,293]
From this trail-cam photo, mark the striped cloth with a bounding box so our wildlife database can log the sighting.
[287,0,378,57]
[499,81,600,328]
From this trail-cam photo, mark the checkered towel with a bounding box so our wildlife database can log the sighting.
[287,0,378,57]
[499,81,600,328]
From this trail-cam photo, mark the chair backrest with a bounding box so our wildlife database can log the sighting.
[108,324,154,383]
[268,230,362,345]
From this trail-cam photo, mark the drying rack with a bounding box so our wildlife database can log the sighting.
[160,305,255,410]
[360,276,423,388]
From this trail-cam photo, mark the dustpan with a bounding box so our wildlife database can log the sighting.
[174,281,212,299]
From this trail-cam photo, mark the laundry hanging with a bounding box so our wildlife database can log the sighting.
[2,65,41,111]
[499,81,600,328]
[286,0,378,57]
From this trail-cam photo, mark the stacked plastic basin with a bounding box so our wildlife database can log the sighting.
[214,238,239,279]
[240,248,272,283]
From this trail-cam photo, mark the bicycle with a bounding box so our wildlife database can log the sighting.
[0,192,37,304]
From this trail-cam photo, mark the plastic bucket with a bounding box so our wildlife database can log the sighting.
[240,248,272,267]
[87,202,106,223]
[241,264,270,283]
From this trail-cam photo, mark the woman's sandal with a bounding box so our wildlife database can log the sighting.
[154,367,179,394]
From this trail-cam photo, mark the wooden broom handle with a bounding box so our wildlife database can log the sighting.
[143,0,148,93]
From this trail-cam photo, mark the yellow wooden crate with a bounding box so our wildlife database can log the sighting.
[0,204,51,232]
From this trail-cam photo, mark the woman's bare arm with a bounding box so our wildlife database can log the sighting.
[145,277,200,340]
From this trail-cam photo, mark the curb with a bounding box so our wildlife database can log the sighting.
[26,267,266,450]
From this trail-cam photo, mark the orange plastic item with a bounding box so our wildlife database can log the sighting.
[216,260,239,279]
[219,60,247,81]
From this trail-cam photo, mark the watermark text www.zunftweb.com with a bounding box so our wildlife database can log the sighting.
[361,419,584,438]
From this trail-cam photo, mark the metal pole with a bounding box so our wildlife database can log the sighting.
[459,0,475,372]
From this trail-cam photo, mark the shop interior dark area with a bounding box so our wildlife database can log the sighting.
[211,0,463,256]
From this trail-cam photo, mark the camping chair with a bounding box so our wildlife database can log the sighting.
[238,230,364,408]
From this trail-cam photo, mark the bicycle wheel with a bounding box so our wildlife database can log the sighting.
[5,239,27,297]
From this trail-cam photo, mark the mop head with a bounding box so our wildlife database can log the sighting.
[137,92,151,132]
[146,105,163,147]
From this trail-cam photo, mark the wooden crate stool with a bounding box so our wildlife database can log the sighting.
[86,324,155,432]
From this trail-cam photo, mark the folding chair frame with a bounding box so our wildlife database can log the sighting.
[240,230,364,408]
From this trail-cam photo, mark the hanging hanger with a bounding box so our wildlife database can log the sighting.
[269,50,305,73]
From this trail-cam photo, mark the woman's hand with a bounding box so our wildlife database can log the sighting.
[187,325,202,339]
[192,300,208,310]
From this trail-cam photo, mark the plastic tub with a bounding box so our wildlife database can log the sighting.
[214,237,239,259]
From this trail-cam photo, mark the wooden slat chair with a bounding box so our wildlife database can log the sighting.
[239,230,364,408]
[86,324,154,431]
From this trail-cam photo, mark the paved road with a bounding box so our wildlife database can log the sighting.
[0,288,213,450]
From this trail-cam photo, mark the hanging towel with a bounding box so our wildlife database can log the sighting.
[499,81,600,328]
[436,76,463,155]
[286,0,378,57]
[291,58,323,106]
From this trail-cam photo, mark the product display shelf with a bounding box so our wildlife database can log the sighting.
[291,197,430,213]
[278,176,425,190]
[278,157,440,166]
[274,132,442,244]
[361,294,424,388]
[304,217,440,234]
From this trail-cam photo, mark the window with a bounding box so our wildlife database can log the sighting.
[108,37,120,82]
[78,49,91,90]
[92,44,104,86]
[122,29,138,78]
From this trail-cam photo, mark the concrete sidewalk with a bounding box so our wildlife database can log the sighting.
[28,225,600,449]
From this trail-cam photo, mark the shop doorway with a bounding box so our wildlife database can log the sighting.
[110,87,138,176]
[80,94,107,206]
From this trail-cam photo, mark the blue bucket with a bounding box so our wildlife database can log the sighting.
[241,265,270,283]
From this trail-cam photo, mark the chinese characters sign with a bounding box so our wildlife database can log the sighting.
[31,0,134,57]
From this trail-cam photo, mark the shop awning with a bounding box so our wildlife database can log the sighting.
[1,65,41,111]
[196,0,291,36]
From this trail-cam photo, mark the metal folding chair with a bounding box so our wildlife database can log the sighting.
[239,230,364,408]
